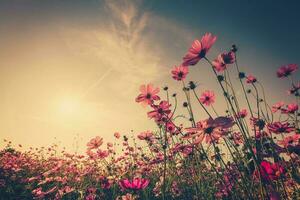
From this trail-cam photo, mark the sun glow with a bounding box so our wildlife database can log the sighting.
[57,97,81,117]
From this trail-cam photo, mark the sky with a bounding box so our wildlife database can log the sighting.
[0,0,299,153]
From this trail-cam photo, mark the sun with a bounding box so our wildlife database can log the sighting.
[58,97,81,117]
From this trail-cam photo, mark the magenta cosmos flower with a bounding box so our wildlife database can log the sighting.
[268,122,294,134]
[119,178,150,190]
[199,90,215,106]
[182,33,217,66]
[259,160,285,181]
[277,64,298,78]
[212,51,235,72]
[135,84,160,105]
[171,65,189,81]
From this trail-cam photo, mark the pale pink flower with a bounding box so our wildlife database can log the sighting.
[137,131,154,141]
[114,132,121,139]
[272,101,285,113]
[135,84,160,106]
[185,119,222,144]
[199,90,215,106]
[87,136,103,149]
[183,33,217,66]
[171,65,189,81]
[277,134,300,148]
[97,149,109,159]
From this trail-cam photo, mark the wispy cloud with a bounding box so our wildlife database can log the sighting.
[61,0,163,99]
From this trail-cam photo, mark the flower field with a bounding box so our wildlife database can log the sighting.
[1,33,299,200]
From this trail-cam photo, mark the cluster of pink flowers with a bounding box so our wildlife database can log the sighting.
[1,32,299,200]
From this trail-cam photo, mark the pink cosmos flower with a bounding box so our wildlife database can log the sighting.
[137,131,154,141]
[97,149,109,159]
[86,149,97,159]
[259,160,285,181]
[277,134,300,148]
[182,33,217,66]
[147,101,171,121]
[199,90,215,106]
[236,109,248,119]
[185,118,224,144]
[277,64,298,78]
[119,178,150,190]
[87,136,103,150]
[135,84,160,106]
[114,132,121,139]
[268,122,294,134]
[166,122,176,134]
[282,103,298,114]
[212,51,235,72]
[171,65,189,81]
[246,75,257,84]
[271,101,285,113]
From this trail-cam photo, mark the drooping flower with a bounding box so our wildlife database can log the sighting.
[135,84,160,106]
[171,65,189,81]
[87,136,103,150]
[119,178,150,190]
[182,33,217,66]
[246,75,257,84]
[212,51,235,72]
[268,122,294,134]
[199,90,215,106]
[259,160,285,181]
[277,64,298,78]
